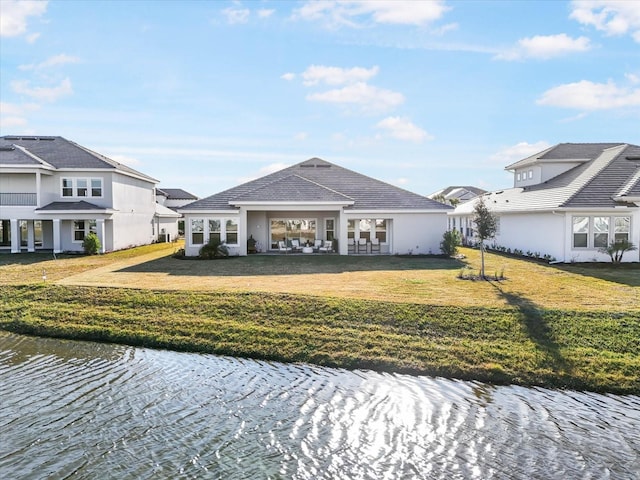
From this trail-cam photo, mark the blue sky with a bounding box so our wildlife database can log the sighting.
[1,0,639,198]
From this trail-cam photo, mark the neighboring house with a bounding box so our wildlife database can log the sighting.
[179,157,452,256]
[429,186,486,205]
[156,188,198,210]
[449,143,640,263]
[0,135,166,254]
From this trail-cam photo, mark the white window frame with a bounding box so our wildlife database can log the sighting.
[72,220,97,243]
[61,177,103,198]
[572,215,631,249]
[190,217,240,247]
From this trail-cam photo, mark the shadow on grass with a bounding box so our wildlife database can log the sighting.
[117,254,465,276]
[490,282,573,377]
[551,262,640,287]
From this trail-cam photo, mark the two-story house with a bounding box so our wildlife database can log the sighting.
[449,143,640,262]
[0,135,165,254]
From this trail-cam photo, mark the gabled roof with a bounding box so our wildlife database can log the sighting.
[454,143,640,214]
[156,188,198,200]
[0,136,158,183]
[182,158,450,211]
[36,200,107,211]
[505,143,622,170]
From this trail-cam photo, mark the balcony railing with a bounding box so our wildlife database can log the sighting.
[0,193,37,206]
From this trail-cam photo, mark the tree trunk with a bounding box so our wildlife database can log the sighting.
[480,242,486,279]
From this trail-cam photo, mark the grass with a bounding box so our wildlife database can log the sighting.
[0,242,638,394]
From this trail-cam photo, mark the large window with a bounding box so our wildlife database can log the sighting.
[270,218,316,248]
[358,219,371,241]
[209,220,221,244]
[375,219,387,242]
[191,219,204,245]
[615,217,630,243]
[572,216,631,249]
[61,178,103,198]
[325,219,335,241]
[347,220,355,239]
[593,217,609,248]
[226,219,238,244]
[73,220,96,242]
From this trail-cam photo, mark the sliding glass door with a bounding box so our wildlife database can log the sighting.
[270,219,316,249]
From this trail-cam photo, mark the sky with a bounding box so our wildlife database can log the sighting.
[1,0,639,199]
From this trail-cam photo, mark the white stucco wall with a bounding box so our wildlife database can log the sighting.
[110,173,157,251]
[385,212,448,255]
[493,212,565,260]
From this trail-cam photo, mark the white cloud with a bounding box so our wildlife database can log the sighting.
[0,101,40,130]
[570,0,640,42]
[109,154,142,167]
[237,162,290,183]
[626,72,640,84]
[537,79,640,110]
[281,72,296,81]
[292,0,450,28]
[12,77,73,102]
[490,141,552,165]
[394,177,410,185]
[495,34,591,60]
[19,54,81,71]
[302,65,379,86]
[222,7,250,24]
[258,9,275,18]
[293,132,308,141]
[0,0,47,37]
[376,116,433,143]
[306,82,404,113]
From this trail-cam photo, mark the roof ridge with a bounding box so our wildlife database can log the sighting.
[12,144,56,168]
[292,173,355,200]
[561,144,628,207]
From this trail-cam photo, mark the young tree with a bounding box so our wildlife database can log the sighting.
[473,197,498,279]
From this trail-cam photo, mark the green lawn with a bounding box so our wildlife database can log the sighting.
[0,243,638,393]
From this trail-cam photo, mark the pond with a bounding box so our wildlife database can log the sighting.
[1,333,638,479]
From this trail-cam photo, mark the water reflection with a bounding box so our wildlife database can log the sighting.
[0,332,638,479]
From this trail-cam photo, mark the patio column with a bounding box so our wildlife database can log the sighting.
[238,207,248,256]
[53,219,62,254]
[10,219,19,253]
[96,219,106,253]
[27,220,35,252]
[338,209,348,255]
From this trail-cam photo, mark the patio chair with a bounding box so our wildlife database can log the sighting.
[357,238,368,253]
[278,240,292,253]
[371,237,380,253]
[347,238,355,253]
[318,240,333,253]
[291,239,302,252]
[313,239,323,251]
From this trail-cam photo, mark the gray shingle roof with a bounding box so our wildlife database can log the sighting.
[157,188,198,200]
[0,145,46,166]
[454,143,640,214]
[505,143,622,170]
[183,158,451,211]
[36,201,106,211]
[0,136,158,182]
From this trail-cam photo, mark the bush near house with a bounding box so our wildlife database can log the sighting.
[440,229,461,257]
[82,232,101,255]
[599,240,637,264]
[199,240,229,259]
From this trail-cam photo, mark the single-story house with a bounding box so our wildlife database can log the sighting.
[428,185,487,205]
[156,188,199,210]
[449,143,640,263]
[0,135,168,253]
[179,158,452,256]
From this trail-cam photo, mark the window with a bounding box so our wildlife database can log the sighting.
[91,179,102,197]
[347,219,355,239]
[209,219,221,244]
[614,217,630,243]
[325,219,335,241]
[593,217,609,248]
[516,173,521,181]
[73,220,96,242]
[226,219,238,244]
[375,219,387,242]
[573,217,588,248]
[77,179,88,197]
[528,170,533,179]
[359,219,371,241]
[191,219,204,245]
[62,179,73,197]
[61,178,103,198]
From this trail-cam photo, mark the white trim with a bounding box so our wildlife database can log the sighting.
[230,200,354,206]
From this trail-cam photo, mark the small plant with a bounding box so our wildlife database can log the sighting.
[82,232,101,255]
[199,240,229,259]
[598,240,637,263]
[440,229,461,257]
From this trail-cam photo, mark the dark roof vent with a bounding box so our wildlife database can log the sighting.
[3,136,54,141]
[625,156,640,161]
[0,146,16,151]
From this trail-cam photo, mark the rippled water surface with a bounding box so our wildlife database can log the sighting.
[1,333,638,479]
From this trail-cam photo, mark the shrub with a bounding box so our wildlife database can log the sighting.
[199,240,229,259]
[440,229,461,257]
[598,240,637,263]
[82,232,101,255]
